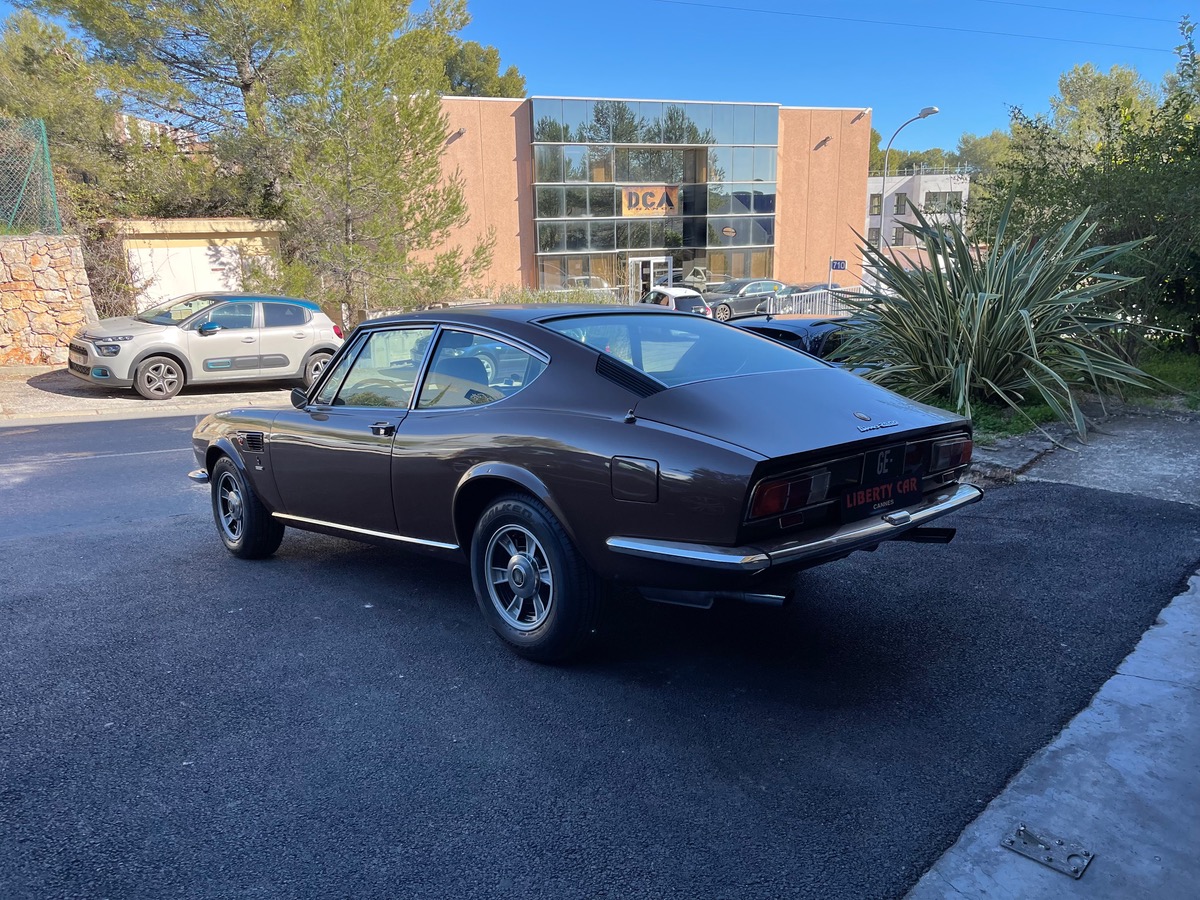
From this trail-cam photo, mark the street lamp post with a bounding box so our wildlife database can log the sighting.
[879,106,939,250]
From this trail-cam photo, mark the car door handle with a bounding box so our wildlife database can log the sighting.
[292,332,306,338]
[241,336,256,343]
[370,422,396,437]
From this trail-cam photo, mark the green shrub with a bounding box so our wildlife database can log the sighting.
[839,200,1162,440]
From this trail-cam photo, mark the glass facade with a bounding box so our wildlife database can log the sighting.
[530,98,779,295]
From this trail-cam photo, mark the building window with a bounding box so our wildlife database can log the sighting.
[868,227,880,246]
[869,193,881,216]
[892,227,905,246]
[893,193,907,215]
[924,190,964,214]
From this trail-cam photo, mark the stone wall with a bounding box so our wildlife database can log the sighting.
[0,235,97,366]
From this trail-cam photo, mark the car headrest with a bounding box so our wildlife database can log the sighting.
[433,356,488,384]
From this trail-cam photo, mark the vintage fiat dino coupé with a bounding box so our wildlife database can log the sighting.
[189,305,981,660]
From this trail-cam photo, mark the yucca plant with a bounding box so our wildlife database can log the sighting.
[838,199,1159,440]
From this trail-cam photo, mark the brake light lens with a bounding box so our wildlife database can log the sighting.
[749,469,832,520]
[931,437,973,472]
[333,325,344,339]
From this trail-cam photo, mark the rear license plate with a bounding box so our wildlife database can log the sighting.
[842,446,922,521]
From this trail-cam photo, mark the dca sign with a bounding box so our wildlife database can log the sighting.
[620,185,679,217]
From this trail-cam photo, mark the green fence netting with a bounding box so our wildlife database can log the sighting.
[0,118,62,235]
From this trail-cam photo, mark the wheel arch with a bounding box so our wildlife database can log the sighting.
[130,347,194,382]
[204,436,245,477]
[452,464,582,558]
[301,343,340,366]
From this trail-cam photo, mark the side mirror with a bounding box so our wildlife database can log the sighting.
[290,387,309,409]
[197,322,222,336]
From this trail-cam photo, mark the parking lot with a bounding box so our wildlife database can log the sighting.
[2,412,1199,899]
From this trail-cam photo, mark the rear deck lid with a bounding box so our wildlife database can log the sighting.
[632,368,964,459]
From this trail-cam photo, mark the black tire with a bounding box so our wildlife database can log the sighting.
[470,494,600,662]
[133,355,184,399]
[210,456,285,559]
[303,351,333,389]
[714,303,732,322]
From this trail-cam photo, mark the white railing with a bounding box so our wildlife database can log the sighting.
[758,286,862,317]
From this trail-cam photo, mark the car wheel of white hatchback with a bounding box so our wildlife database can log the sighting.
[133,355,184,400]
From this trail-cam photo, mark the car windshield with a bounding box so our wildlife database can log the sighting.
[135,294,228,325]
[542,312,826,387]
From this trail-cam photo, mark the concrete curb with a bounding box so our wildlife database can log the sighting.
[906,573,1200,899]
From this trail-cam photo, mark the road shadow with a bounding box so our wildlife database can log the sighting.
[23,369,294,402]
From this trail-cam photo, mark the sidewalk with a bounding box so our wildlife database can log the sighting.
[0,365,294,425]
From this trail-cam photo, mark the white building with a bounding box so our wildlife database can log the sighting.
[865,167,972,251]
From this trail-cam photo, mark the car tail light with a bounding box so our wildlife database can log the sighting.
[904,441,929,472]
[333,325,344,339]
[931,436,973,473]
[748,469,832,520]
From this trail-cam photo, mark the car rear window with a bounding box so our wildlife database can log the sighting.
[542,313,826,387]
[673,296,707,313]
[263,302,311,327]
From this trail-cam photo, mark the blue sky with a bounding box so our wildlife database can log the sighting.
[2,0,1191,152]
[462,0,1195,151]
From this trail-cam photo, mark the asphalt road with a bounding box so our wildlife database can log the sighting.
[2,418,1200,899]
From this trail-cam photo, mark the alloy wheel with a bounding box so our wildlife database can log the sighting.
[216,470,245,543]
[141,361,180,397]
[485,523,554,631]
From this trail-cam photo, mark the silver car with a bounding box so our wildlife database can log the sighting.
[68,292,344,399]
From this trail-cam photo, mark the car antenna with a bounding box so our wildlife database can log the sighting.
[624,409,637,424]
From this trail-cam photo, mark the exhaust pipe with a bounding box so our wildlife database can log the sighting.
[640,588,790,608]
[892,526,957,544]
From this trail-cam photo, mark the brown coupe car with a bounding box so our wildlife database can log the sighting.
[189,306,981,660]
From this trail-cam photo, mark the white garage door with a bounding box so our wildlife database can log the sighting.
[128,244,244,311]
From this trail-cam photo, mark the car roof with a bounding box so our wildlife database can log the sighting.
[184,292,321,311]
[657,286,704,298]
[364,304,670,328]
[735,314,851,329]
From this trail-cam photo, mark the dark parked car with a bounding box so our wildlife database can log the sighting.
[733,314,850,359]
[754,282,842,315]
[703,279,784,321]
[189,306,981,660]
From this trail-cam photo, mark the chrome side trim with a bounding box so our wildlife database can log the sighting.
[605,539,771,572]
[187,468,210,484]
[607,483,983,572]
[273,513,460,550]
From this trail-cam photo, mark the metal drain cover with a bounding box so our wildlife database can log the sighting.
[1002,822,1093,879]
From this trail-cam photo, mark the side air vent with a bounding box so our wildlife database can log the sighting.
[595,355,662,398]
[239,431,265,452]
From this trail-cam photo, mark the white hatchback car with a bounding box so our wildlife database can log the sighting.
[636,286,713,317]
[68,292,344,399]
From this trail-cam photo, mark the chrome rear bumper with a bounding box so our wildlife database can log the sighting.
[606,483,984,573]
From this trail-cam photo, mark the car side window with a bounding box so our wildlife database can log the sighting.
[262,302,311,328]
[417,330,546,410]
[330,327,435,408]
[194,302,255,330]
